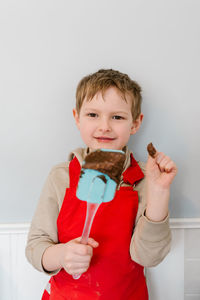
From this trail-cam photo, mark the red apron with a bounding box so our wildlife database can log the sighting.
[42,154,148,300]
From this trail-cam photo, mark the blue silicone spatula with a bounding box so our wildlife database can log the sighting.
[72,149,125,279]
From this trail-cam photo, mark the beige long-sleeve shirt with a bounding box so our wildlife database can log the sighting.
[25,147,171,275]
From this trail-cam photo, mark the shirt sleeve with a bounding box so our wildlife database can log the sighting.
[25,163,69,275]
[129,165,171,267]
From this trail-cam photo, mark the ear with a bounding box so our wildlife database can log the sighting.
[130,113,144,135]
[73,108,80,130]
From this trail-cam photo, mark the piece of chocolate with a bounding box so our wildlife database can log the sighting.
[82,150,126,185]
[147,143,157,158]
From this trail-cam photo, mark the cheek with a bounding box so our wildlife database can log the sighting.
[79,118,90,129]
[79,120,94,136]
[116,122,132,133]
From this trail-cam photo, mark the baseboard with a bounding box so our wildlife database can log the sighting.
[169,218,200,228]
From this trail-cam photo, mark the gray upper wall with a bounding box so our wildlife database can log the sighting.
[1,0,200,222]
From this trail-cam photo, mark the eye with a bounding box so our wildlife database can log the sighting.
[112,115,124,120]
[87,113,98,118]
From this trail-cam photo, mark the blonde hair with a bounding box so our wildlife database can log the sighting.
[75,69,142,121]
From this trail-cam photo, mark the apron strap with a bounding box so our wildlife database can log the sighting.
[68,156,81,189]
[122,153,144,186]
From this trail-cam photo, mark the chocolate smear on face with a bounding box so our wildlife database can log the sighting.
[147,143,157,158]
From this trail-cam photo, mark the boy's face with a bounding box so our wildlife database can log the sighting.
[73,87,143,150]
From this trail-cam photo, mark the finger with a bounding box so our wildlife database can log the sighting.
[71,261,90,270]
[69,261,91,275]
[74,237,99,248]
[87,238,99,248]
[146,151,164,171]
[69,253,92,263]
[157,156,177,174]
[73,243,93,256]
[157,156,171,172]
[73,268,87,275]
[164,160,177,173]
[67,264,89,275]
[155,152,165,164]
[71,267,88,276]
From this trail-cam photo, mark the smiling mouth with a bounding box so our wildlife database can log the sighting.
[95,137,116,141]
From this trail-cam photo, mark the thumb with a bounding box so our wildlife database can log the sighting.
[146,143,158,167]
[87,237,99,248]
[146,143,161,175]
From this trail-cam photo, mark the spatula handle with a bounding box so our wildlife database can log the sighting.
[72,202,100,280]
[81,202,100,244]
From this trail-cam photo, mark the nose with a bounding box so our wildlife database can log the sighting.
[98,117,111,132]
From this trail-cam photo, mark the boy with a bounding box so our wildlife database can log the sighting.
[26,69,177,299]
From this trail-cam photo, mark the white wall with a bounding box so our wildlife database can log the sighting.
[0,0,200,222]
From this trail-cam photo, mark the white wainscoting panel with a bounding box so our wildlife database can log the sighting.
[0,224,48,300]
[0,219,200,300]
[146,229,184,300]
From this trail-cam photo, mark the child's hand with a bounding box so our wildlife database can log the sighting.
[146,150,177,190]
[59,237,99,276]
[145,143,177,222]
